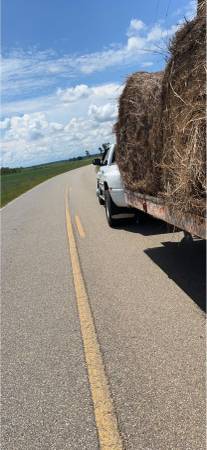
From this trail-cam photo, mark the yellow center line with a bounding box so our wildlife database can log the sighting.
[65,186,123,450]
[75,214,86,238]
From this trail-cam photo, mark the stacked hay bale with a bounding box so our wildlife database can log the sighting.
[115,71,163,194]
[115,1,206,217]
[161,1,206,216]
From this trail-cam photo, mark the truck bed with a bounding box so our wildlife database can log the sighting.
[125,190,206,239]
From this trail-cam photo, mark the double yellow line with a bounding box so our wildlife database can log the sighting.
[75,215,85,238]
[65,187,123,450]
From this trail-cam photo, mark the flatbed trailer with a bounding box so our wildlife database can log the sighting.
[125,190,206,240]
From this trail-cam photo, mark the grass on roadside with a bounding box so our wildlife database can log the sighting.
[1,157,93,207]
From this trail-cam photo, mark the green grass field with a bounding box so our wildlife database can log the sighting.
[1,158,93,207]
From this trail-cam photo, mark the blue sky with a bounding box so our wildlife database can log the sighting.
[1,0,196,166]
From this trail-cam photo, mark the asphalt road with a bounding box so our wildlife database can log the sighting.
[1,165,206,450]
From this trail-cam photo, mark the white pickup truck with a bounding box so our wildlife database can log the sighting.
[93,144,206,238]
[92,144,135,226]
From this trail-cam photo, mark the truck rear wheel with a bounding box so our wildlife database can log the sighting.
[98,195,105,205]
[105,191,117,227]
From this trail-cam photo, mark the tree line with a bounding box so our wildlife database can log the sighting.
[0,143,111,175]
[0,167,23,175]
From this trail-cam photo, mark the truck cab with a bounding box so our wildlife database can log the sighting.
[92,144,135,226]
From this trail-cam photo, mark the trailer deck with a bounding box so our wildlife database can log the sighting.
[125,190,206,239]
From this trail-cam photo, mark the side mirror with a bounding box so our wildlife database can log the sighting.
[92,158,102,166]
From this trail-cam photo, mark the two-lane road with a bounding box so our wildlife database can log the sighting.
[1,165,206,450]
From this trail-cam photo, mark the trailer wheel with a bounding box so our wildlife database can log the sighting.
[180,231,193,245]
[105,191,117,227]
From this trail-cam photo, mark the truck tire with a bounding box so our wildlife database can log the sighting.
[105,190,117,227]
[98,195,105,205]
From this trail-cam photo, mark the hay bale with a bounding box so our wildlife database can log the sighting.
[115,71,163,194]
[197,0,206,16]
[161,7,206,216]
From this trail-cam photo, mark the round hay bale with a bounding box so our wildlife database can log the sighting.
[161,9,206,216]
[115,71,163,194]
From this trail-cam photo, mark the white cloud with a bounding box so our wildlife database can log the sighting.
[127,19,145,37]
[127,36,146,52]
[131,19,145,31]
[57,82,122,104]
[1,2,194,166]
[1,82,121,166]
[57,84,90,103]
[1,113,64,143]
[2,15,183,100]
[88,103,117,122]
[147,24,178,42]
[2,82,122,125]
[185,0,197,19]
[1,112,116,167]
[0,118,11,130]
[1,94,57,118]
[141,61,154,68]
